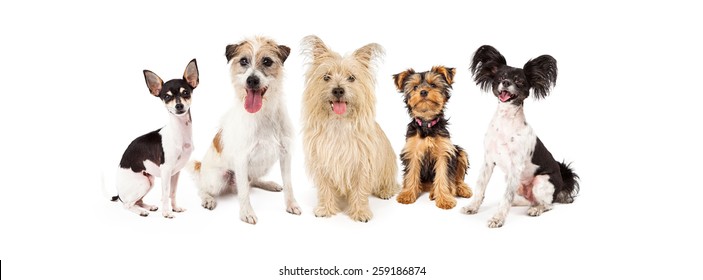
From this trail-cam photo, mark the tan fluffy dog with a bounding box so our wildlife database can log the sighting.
[301,35,399,222]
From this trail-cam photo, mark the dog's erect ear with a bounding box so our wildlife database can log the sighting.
[353,43,384,70]
[470,45,506,92]
[143,70,163,97]
[392,69,415,92]
[183,59,199,89]
[524,55,557,99]
[225,44,241,62]
[277,45,291,64]
[301,35,332,61]
[432,66,456,85]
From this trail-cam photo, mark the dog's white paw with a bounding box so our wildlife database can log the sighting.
[147,206,158,211]
[251,181,283,192]
[487,216,504,228]
[240,210,258,225]
[172,206,186,213]
[163,211,175,219]
[462,205,479,215]
[201,196,216,210]
[527,205,550,217]
[139,211,149,217]
[286,202,302,215]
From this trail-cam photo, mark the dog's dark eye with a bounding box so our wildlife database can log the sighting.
[413,86,418,91]
[182,91,190,97]
[163,95,172,101]
[347,75,355,82]
[239,58,249,66]
[323,74,331,81]
[262,57,273,67]
[430,84,437,88]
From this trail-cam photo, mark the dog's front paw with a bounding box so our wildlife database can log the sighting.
[461,205,479,215]
[487,216,505,228]
[314,206,335,218]
[435,197,457,210]
[286,201,302,215]
[349,209,373,223]
[240,210,258,225]
[139,211,149,217]
[396,190,418,204]
[163,211,175,219]
[201,196,216,210]
[457,183,473,198]
[172,206,186,213]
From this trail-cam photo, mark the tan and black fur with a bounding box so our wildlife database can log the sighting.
[393,66,472,209]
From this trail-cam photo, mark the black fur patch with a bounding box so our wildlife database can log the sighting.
[119,129,165,173]
[531,137,568,202]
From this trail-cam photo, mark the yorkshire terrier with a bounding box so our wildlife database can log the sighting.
[392,66,472,209]
[301,35,399,222]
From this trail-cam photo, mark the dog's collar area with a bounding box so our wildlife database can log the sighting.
[415,118,439,128]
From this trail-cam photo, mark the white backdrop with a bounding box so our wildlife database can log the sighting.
[2,1,702,279]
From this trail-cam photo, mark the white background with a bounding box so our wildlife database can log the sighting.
[2,0,702,279]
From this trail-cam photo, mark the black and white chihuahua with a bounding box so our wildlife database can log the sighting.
[461,46,579,228]
[111,59,199,218]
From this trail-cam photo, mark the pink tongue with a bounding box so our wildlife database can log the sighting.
[332,101,347,115]
[499,91,511,102]
[245,90,263,113]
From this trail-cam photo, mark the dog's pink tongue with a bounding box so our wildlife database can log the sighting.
[245,89,263,113]
[499,91,511,102]
[332,101,347,115]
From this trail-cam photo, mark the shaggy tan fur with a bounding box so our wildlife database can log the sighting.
[301,35,399,222]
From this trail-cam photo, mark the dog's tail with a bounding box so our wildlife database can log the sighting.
[554,161,580,203]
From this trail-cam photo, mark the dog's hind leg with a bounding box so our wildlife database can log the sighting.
[526,175,554,216]
[136,199,158,211]
[250,178,283,192]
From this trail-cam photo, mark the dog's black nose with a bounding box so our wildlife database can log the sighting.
[175,104,184,111]
[332,87,345,98]
[502,80,511,87]
[246,76,260,88]
[420,90,428,97]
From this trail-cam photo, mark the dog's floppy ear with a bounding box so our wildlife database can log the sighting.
[353,43,384,70]
[432,66,456,86]
[301,35,332,61]
[143,70,163,97]
[225,44,241,62]
[277,45,291,64]
[523,55,557,99]
[470,45,506,92]
[183,59,199,89]
[392,69,415,92]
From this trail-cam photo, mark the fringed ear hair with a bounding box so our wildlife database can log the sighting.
[470,45,506,92]
[301,35,333,61]
[392,68,415,92]
[431,66,456,86]
[183,59,199,89]
[143,70,163,97]
[523,55,557,99]
[352,42,385,70]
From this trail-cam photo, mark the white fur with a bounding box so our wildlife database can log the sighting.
[115,112,193,218]
[191,38,300,224]
[461,102,556,228]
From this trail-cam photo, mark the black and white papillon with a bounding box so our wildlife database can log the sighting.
[461,45,579,228]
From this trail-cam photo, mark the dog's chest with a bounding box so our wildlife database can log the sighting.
[484,108,534,170]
